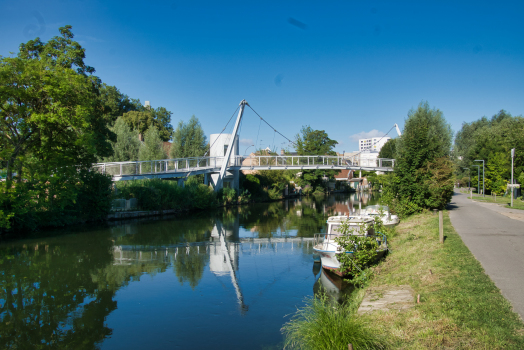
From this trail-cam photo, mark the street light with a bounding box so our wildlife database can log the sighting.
[472,165,480,195]
[511,148,515,207]
[244,144,254,155]
[463,167,470,188]
[474,160,485,197]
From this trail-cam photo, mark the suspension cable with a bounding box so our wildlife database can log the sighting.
[247,105,297,147]
[350,124,396,158]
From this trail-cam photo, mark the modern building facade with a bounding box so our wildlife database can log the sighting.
[359,136,391,152]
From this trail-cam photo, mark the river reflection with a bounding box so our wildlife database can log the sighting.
[0,192,380,349]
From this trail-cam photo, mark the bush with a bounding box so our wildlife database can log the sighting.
[115,179,217,211]
[217,187,237,205]
[0,170,113,233]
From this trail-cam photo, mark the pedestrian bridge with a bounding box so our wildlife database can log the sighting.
[93,154,395,182]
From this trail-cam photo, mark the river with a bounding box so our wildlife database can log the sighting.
[0,192,380,350]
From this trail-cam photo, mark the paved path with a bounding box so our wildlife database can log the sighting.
[448,191,524,319]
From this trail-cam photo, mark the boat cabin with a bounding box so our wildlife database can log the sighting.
[325,216,375,240]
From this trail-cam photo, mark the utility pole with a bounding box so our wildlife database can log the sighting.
[511,148,515,207]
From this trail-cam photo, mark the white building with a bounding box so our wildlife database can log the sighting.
[359,136,391,152]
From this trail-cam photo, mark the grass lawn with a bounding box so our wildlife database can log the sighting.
[358,211,524,349]
[470,194,524,210]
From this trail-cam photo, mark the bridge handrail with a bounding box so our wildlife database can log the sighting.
[92,155,395,178]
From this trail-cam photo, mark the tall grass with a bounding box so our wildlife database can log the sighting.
[282,295,388,350]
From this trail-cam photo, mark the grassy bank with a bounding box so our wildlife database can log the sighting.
[282,211,524,349]
[471,194,524,210]
[359,211,524,349]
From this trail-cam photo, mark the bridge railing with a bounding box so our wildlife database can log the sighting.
[93,155,395,178]
[237,155,394,168]
[93,157,225,177]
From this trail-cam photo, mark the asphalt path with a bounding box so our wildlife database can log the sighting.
[448,191,524,319]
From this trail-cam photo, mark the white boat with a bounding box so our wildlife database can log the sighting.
[361,205,399,227]
[313,215,388,276]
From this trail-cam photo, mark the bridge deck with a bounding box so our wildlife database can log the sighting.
[93,155,395,181]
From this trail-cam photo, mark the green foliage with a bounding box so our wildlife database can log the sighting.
[334,221,381,279]
[98,84,140,124]
[170,115,207,158]
[138,125,167,161]
[485,152,509,194]
[295,126,338,156]
[378,138,397,159]
[0,25,114,181]
[0,171,113,232]
[281,294,388,350]
[418,157,455,209]
[103,117,141,162]
[455,110,524,184]
[121,106,173,142]
[383,102,453,214]
[217,187,238,205]
[114,179,217,211]
[294,125,339,189]
[241,174,260,195]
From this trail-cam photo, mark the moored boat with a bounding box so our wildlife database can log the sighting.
[361,205,399,227]
[313,215,388,276]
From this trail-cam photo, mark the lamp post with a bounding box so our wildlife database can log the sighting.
[511,148,515,207]
[474,160,485,197]
[244,144,254,155]
[463,167,470,189]
[472,165,480,195]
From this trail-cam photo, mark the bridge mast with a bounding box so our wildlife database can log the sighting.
[215,99,248,191]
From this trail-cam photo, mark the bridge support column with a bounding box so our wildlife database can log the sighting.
[204,173,209,185]
[177,178,186,188]
[232,169,240,192]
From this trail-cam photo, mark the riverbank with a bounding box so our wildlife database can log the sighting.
[357,211,524,349]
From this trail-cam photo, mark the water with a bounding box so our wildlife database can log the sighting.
[0,192,380,349]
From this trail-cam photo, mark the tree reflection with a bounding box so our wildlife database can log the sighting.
[0,193,374,348]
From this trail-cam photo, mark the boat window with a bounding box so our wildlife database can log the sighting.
[329,224,344,238]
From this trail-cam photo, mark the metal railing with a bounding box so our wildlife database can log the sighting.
[93,155,395,178]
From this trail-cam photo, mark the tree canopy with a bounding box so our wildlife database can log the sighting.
[454,110,524,191]
[294,125,338,190]
[0,25,113,181]
[103,117,141,162]
[138,125,166,161]
[122,106,173,142]
[295,126,338,156]
[383,102,453,214]
[170,115,207,159]
[378,138,397,159]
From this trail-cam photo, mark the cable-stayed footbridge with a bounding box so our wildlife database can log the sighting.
[93,100,396,189]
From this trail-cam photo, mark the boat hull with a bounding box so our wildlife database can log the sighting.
[313,246,387,276]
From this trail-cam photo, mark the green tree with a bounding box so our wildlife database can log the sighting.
[0,25,113,181]
[103,117,141,162]
[98,84,139,124]
[295,126,337,156]
[378,138,397,159]
[454,111,524,181]
[485,152,509,194]
[122,105,173,142]
[138,125,166,161]
[294,126,338,190]
[170,115,207,158]
[383,102,453,214]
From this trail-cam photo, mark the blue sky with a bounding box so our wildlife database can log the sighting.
[2,0,523,153]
